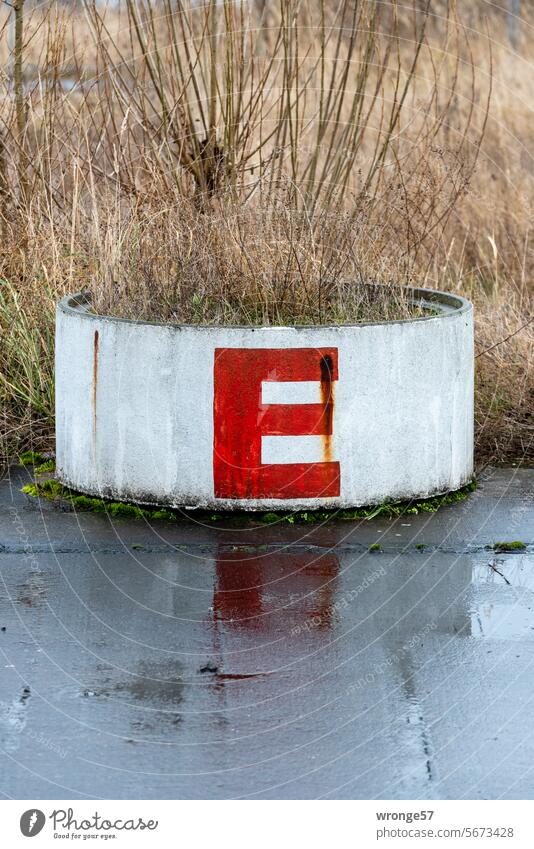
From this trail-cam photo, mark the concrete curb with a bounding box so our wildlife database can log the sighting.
[55,288,474,510]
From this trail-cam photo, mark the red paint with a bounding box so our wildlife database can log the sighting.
[213,550,340,630]
[213,348,340,499]
[213,554,263,628]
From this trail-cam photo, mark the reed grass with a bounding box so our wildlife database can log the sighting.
[0,0,532,471]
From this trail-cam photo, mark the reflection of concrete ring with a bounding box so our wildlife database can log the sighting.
[55,287,473,510]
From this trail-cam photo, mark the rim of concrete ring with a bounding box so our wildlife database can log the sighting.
[58,285,472,329]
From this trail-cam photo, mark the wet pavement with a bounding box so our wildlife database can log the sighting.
[0,465,533,799]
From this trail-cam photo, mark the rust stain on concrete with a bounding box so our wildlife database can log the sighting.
[92,329,99,439]
[320,353,334,463]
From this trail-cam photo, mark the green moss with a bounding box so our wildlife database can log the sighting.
[368,543,382,553]
[22,476,178,523]
[19,451,46,467]
[108,501,144,519]
[415,543,427,551]
[21,477,478,525]
[151,509,176,521]
[492,541,527,553]
[34,459,56,475]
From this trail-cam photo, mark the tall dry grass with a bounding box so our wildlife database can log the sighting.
[0,0,531,472]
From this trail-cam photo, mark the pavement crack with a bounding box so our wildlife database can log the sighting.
[489,560,511,585]
[0,542,532,557]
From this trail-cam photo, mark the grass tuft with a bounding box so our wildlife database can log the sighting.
[492,541,527,553]
[18,451,46,467]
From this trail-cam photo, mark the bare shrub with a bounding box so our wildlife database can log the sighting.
[1,0,532,470]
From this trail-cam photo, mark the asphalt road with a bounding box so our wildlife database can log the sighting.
[0,465,533,799]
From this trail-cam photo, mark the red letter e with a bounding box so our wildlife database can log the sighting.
[213,348,340,500]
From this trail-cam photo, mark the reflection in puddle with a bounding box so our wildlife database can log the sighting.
[198,549,341,687]
[0,688,30,752]
[88,660,184,732]
[78,550,534,753]
[213,549,340,631]
[471,602,534,640]
[16,575,46,608]
[473,556,534,592]
[471,555,534,639]
[110,660,184,704]
[394,652,436,795]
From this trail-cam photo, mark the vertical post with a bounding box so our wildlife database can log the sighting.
[13,0,27,200]
[508,0,521,50]
[13,0,25,139]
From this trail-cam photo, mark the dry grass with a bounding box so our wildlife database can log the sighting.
[0,0,532,473]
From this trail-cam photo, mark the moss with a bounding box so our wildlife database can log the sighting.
[34,459,56,475]
[492,541,527,553]
[415,543,427,550]
[19,451,46,467]
[22,477,478,525]
[22,476,178,522]
[108,501,144,519]
[368,543,382,553]
[151,509,176,521]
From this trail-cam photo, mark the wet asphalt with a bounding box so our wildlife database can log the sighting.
[0,465,533,800]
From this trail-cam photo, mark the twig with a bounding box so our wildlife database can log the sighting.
[489,561,511,585]
[475,316,533,358]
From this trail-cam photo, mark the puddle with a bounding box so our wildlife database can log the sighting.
[470,556,534,639]
[0,687,31,752]
[470,600,534,640]
[89,659,184,704]
[472,555,534,592]
[212,549,340,631]
[84,660,184,731]
[16,575,47,608]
